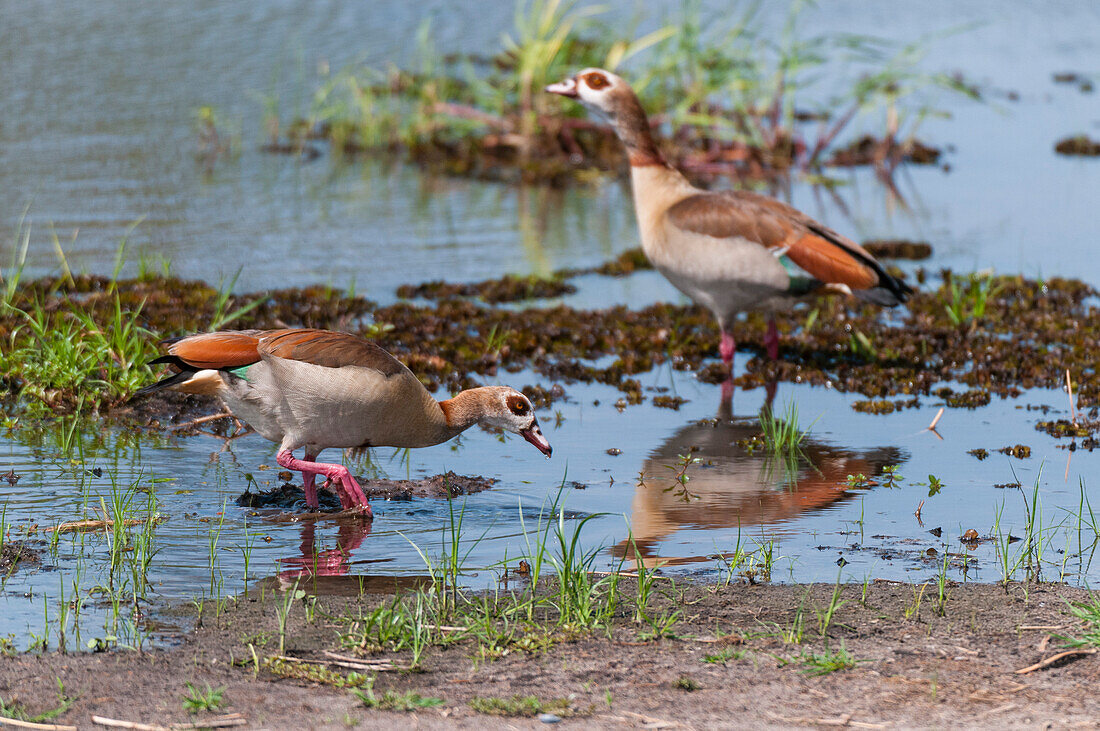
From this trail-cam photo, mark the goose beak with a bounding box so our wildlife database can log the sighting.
[546,77,578,98]
[521,421,553,458]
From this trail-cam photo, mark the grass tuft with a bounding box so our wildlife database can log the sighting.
[181,682,225,714]
[468,694,570,717]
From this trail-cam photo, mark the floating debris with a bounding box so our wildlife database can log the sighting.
[1054,136,1100,157]
[997,445,1032,459]
[860,240,933,261]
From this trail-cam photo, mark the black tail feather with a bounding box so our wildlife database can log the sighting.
[855,273,914,307]
[132,369,195,400]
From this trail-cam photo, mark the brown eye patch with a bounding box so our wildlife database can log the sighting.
[583,72,610,90]
[506,394,530,416]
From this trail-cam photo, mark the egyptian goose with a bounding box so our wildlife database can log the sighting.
[547,69,912,364]
[135,329,552,517]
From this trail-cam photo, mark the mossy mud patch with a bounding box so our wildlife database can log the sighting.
[2,258,1099,422]
[0,541,41,575]
[2,581,1100,727]
[237,472,497,512]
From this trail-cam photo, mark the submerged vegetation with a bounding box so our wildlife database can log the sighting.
[249,0,979,184]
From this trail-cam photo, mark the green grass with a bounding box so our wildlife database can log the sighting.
[0,679,75,723]
[0,293,158,417]
[182,682,226,714]
[758,400,813,454]
[798,643,859,675]
[943,271,1002,327]
[330,487,686,670]
[1056,594,1100,649]
[757,401,817,482]
[352,679,443,712]
[468,694,570,717]
[702,645,747,665]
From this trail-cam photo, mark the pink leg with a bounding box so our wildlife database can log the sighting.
[276,450,372,518]
[719,331,736,365]
[301,451,320,510]
[720,378,734,405]
[764,317,780,361]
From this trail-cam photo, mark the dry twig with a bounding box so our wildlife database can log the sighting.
[45,517,162,534]
[1014,648,1097,675]
[272,653,402,672]
[168,411,236,432]
[91,714,246,730]
[0,718,78,731]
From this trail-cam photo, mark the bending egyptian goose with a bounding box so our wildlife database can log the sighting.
[547,69,912,364]
[135,329,552,517]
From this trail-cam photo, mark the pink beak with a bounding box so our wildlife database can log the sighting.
[545,77,578,98]
[521,421,552,458]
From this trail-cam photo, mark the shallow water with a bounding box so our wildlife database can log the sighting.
[1,370,1096,649]
[2,1,1100,649]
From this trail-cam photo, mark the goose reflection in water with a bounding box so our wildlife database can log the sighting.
[277,519,371,579]
[619,393,907,568]
[259,519,432,595]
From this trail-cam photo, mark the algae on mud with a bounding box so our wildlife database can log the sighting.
[2,260,1099,419]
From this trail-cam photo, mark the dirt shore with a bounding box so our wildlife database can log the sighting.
[1,580,1098,729]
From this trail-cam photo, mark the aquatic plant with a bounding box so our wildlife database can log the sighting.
[262,0,978,184]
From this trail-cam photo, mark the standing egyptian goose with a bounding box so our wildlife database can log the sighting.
[547,69,912,364]
[135,329,552,517]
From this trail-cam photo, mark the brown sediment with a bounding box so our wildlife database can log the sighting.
[396,274,576,303]
[2,582,1100,727]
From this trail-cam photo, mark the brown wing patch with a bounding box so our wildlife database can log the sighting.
[785,234,878,289]
[167,331,262,369]
[666,191,882,290]
[259,329,406,376]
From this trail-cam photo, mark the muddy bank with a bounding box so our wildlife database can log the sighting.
[1,581,1098,728]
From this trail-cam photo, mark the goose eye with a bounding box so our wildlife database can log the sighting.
[506,395,530,416]
[584,72,610,90]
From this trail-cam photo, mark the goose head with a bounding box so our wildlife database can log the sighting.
[478,387,552,458]
[546,68,631,123]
